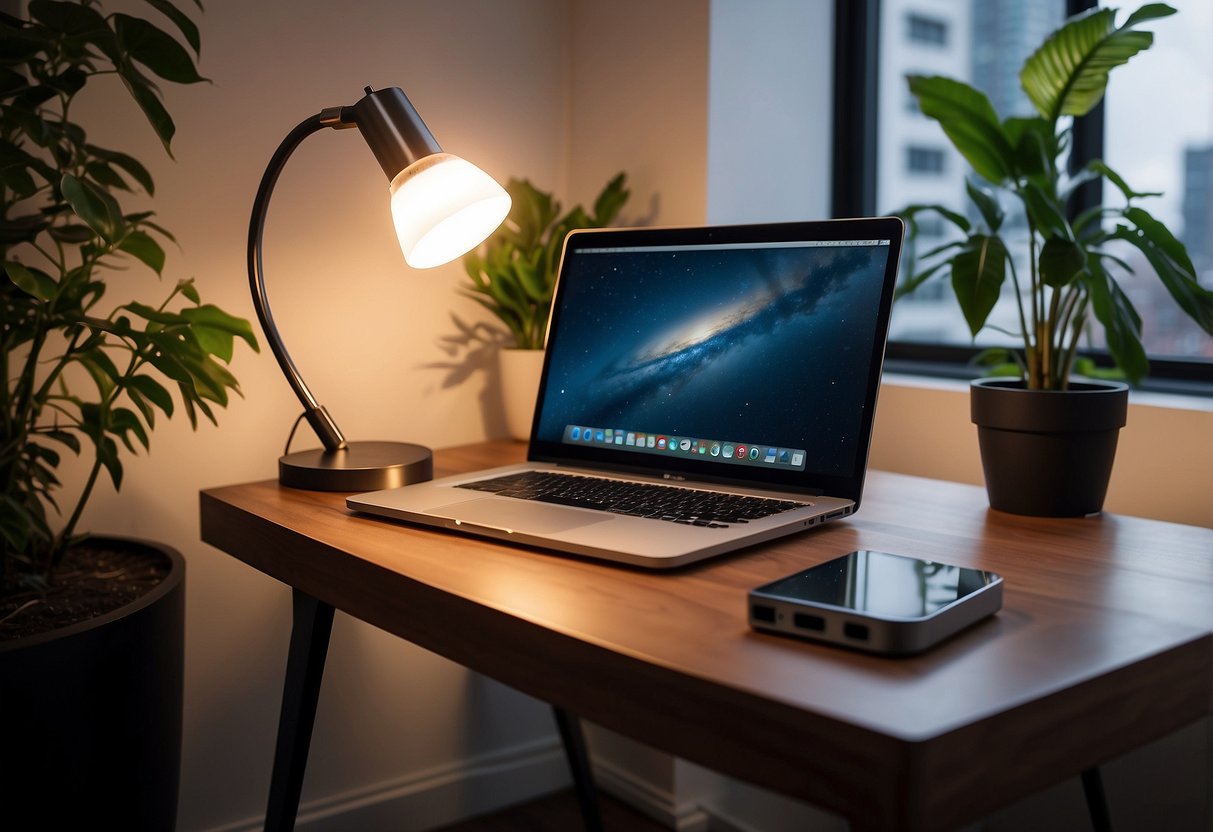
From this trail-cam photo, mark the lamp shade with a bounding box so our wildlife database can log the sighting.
[390,152,511,269]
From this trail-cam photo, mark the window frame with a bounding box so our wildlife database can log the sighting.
[832,0,1213,395]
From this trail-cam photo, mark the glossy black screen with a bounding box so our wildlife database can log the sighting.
[755,550,1000,619]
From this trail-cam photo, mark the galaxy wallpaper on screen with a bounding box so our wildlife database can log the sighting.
[535,243,890,476]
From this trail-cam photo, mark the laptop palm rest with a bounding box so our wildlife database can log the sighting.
[434,497,614,535]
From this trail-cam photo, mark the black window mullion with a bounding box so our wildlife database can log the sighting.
[831,0,879,219]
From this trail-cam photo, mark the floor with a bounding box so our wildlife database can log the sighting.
[432,789,670,832]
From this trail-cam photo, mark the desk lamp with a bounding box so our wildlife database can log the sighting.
[249,86,510,491]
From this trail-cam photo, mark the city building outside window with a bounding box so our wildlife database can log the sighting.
[907,12,948,46]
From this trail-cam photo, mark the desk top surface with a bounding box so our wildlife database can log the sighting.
[200,440,1212,832]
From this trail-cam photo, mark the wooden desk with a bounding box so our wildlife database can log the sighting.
[200,440,1213,832]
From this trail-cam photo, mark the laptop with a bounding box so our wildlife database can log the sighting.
[348,217,904,568]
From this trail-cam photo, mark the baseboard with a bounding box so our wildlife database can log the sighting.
[593,754,712,832]
[206,736,571,832]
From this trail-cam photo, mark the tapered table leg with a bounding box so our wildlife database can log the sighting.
[1080,766,1112,832]
[553,706,605,832]
[265,590,335,832]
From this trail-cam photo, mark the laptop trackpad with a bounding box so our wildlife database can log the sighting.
[437,497,614,534]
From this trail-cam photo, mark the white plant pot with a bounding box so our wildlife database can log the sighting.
[499,348,545,440]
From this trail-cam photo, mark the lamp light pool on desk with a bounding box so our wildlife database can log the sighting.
[248,86,511,491]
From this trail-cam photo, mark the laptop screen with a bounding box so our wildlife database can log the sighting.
[528,218,903,500]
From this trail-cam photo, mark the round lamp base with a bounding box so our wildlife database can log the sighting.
[279,441,433,492]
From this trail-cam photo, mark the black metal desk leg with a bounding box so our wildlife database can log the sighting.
[265,590,335,832]
[1081,766,1112,832]
[552,707,605,832]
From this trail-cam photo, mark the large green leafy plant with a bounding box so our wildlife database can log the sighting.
[899,3,1213,389]
[1,0,257,595]
[462,173,629,350]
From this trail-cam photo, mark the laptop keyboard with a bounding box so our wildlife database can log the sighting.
[457,471,809,528]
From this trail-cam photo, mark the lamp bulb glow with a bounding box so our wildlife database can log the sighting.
[389,153,511,269]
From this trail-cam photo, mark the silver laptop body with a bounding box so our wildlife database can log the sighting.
[349,218,904,569]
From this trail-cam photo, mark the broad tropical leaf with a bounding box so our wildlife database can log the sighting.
[1021,4,1175,123]
[951,235,1008,337]
[907,75,1014,183]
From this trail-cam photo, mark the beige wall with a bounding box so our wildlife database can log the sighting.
[565,0,709,225]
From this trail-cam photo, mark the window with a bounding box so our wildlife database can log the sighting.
[1101,2,1213,363]
[833,0,1213,392]
[905,146,945,174]
[906,12,948,45]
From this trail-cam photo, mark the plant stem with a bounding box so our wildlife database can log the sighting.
[1026,220,1044,388]
[55,454,102,568]
[1006,246,1030,366]
[1060,295,1089,385]
[1046,284,1065,385]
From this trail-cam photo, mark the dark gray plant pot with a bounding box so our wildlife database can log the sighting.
[970,378,1129,517]
[0,537,184,830]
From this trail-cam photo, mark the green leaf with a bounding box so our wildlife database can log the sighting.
[1003,116,1057,178]
[140,0,202,55]
[951,234,1008,337]
[965,179,1003,232]
[1122,3,1180,29]
[47,67,88,97]
[46,224,94,243]
[118,229,166,274]
[118,65,177,154]
[1072,356,1126,381]
[114,13,207,84]
[42,429,82,455]
[77,348,121,398]
[97,435,124,489]
[898,203,972,235]
[180,304,260,353]
[110,407,150,452]
[5,260,57,301]
[177,278,200,303]
[591,172,629,225]
[1084,263,1147,383]
[1088,159,1161,203]
[146,347,193,385]
[29,0,107,36]
[0,213,50,245]
[895,258,951,301]
[1115,207,1213,334]
[61,173,125,242]
[125,374,174,417]
[190,324,233,362]
[512,252,547,304]
[124,301,187,325]
[1020,180,1069,238]
[85,159,130,193]
[87,145,156,195]
[907,74,1014,183]
[1038,237,1086,287]
[1020,5,1174,123]
[972,347,1027,378]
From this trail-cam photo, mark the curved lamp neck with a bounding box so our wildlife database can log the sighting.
[247,111,350,451]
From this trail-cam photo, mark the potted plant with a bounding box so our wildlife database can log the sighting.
[461,173,628,438]
[0,1,257,826]
[898,3,1213,516]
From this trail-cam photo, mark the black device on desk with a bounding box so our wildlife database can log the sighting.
[749,550,1003,655]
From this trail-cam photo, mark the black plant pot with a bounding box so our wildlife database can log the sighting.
[970,378,1129,517]
[0,537,184,830]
